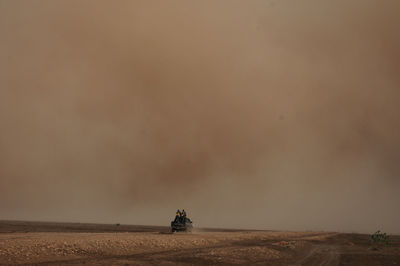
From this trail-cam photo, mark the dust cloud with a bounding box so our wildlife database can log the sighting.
[0,0,399,233]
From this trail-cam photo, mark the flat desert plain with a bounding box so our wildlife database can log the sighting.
[0,221,399,265]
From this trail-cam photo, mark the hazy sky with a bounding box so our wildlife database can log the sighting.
[1,0,399,233]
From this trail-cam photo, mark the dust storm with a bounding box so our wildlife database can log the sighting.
[0,0,399,233]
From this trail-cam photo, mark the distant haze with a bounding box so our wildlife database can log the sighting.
[1,0,399,233]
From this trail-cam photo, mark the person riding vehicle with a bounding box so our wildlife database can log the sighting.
[171,209,193,232]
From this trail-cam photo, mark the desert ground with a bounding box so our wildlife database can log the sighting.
[0,221,399,265]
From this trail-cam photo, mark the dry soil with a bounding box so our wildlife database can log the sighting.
[0,221,399,265]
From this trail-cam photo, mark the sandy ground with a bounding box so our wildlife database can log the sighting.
[0,221,399,265]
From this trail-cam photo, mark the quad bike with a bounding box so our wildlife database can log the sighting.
[171,216,193,232]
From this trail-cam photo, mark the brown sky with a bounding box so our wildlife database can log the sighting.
[1,0,399,233]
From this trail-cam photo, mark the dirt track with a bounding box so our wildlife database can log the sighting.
[0,221,399,265]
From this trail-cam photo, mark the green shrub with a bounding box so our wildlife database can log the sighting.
[370,230,389,245]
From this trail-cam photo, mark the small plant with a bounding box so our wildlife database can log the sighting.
[116,223,120,227]
[370,230,389,245]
